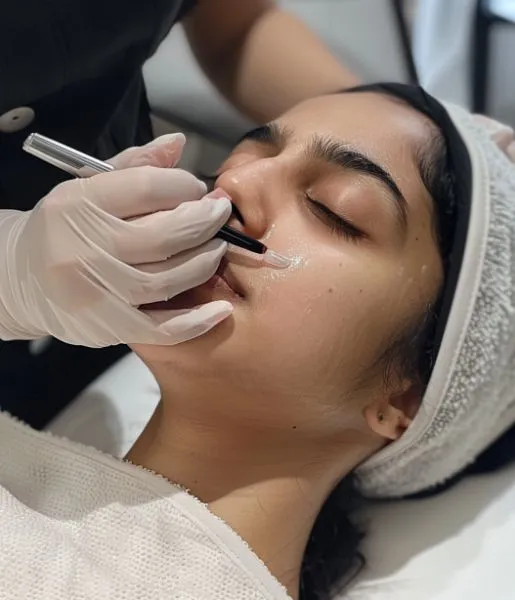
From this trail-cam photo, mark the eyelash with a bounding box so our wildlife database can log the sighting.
[305,194,363,241]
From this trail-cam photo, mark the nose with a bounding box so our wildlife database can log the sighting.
[215,158,281,242]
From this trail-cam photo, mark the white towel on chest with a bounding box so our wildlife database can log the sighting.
[0,412,290,600]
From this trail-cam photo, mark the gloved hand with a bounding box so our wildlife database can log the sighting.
[0,134,233,347]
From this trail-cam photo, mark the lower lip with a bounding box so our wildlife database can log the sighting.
[139,274,243,311]
[202,273,243,300]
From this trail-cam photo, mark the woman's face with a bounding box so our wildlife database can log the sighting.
[134,92,443,437]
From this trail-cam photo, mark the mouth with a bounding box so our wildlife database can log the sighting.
[213,257,245,298]
[139,258,245,312]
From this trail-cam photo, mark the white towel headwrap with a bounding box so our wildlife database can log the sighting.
[357,105,515,498]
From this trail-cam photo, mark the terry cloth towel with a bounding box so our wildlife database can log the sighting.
[358,105,515,497]
[0,411,291,600]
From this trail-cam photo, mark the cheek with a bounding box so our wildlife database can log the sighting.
[247,249,403,388]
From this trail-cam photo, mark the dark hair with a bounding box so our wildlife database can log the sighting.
[299,86,459,600]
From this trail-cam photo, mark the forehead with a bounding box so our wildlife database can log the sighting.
[279,92,430,151]
[277,92,433,200]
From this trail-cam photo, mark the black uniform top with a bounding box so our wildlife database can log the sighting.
[0,0,196,429]
[1,0,196,210]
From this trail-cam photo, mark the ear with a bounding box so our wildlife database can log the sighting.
[364,381,423,441]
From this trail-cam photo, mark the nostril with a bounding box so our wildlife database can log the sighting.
[230,202,244,224]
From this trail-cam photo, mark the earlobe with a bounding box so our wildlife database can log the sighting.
[364,381,422,441]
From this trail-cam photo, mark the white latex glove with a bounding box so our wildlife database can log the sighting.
[0,134,233,347]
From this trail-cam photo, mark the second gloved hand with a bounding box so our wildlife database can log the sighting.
[0,136,233,347]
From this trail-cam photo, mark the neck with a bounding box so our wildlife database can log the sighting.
[126,394,363,599]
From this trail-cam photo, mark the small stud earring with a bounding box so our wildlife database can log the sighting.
[378,412,385,423]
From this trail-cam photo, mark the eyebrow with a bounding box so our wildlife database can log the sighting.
[239,123,409,234]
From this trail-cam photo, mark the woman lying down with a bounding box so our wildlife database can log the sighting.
[2,83,515,600]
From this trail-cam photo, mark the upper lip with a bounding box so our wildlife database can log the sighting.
[216,258,245,298]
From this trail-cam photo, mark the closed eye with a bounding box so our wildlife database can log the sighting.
[305,194,364,241]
